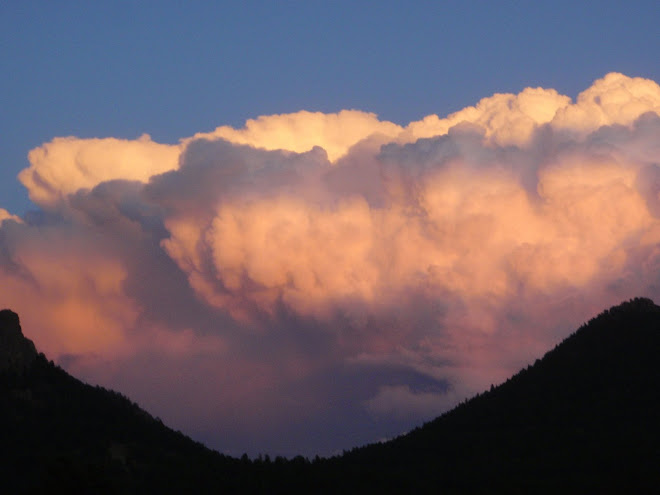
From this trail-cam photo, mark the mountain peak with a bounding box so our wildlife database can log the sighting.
[603,296,658,313]
[0,309,37,371]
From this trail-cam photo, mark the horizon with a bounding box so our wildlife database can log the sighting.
[2,2,660,457]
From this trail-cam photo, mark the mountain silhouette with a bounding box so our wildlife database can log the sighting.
[310,297,660,494]
[0,309,253,494]
[1,299,659,493]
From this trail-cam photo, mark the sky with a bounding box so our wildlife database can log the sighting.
[1,1,660,457]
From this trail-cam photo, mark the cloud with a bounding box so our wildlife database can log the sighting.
[0,208,22,225]
[192,110,403,162]
[404,72,660,146]
[552,72,660,134]
[2,72,660,455]
[364,385,457,421]
[0,220,139,355]
[19,134,181,208]
[403,86,571,146]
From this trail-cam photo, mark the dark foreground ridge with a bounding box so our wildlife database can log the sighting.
[1,299,659,494]
[0,310,250,494]
[324,297,660,494]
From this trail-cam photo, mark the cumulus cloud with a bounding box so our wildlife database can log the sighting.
[192,109,403,162]
[2,72,660,455]
[404,71,660,146]
[403,86,572,146]
[19,134,181,208]
[0,208,22,225]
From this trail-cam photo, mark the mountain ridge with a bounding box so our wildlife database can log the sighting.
[0,309,37,371]
[321,297,660,493]
[1,298,659,493]
[0,310,246,494]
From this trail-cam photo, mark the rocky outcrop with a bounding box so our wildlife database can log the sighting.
[0,309,37,371]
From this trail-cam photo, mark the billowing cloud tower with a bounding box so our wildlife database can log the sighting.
[2,73,660,455]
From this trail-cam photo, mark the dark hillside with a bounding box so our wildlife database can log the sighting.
[1,298,659,494]
[0,309,256,494]
[314,298,660,494]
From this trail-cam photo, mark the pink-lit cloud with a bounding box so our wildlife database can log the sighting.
[1,72,660,456]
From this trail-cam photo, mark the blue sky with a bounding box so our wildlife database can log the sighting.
[2,1,658,214]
